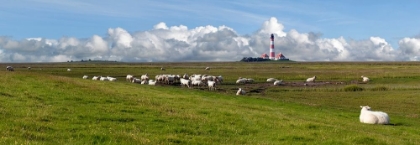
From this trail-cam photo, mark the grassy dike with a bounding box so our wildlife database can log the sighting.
[0,62,420,144]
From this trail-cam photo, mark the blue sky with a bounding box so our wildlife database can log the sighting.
[1,0,420,62]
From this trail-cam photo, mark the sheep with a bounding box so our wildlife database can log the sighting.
[99,76,108,81]
[141,74,149,82]
[132,78,142,84]
[246,78,254,83]
[67,68,71,72]
[215,75,223,84]
[274,80,283,86]
[6,66,14,71]
[205,67,210,70]
[359,106,390,125]
[161,67,165,71]
[236,78,247,84]
[141,80,148,84]
[306,76,316,83]
[207,80,216,91]
[126,75,134,82]
[27,67,31,70]
[236,88,246,95]
[191,80,205,87]
[361,75,370,83]
[148,80,156,85]
[267,78,276,82]
[82,75,89,79]
[107,76,117,81]
[180,78,191,88]
[92,76,99,80]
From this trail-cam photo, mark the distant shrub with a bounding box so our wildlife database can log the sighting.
[344,85,364,92]
[371,86,388,91]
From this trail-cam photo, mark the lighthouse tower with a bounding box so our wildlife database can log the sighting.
[269,34,275,60]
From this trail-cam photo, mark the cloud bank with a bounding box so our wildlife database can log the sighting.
[1,17,419,62]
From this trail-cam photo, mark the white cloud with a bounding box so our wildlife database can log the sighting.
[0,17,416,62]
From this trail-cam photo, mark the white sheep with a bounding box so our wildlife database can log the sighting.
[107,76,117,81]
[92,76,99,80]
[205,67,210,70]
[236,78,247,84]
[361,76,370,83]
[141,73,149,82]
[267,78,276,82]
[274,80,283,86]
[359,106,390,125]
[180,78,191,88]
[126,75,134,82]
[82,75,89,79]
[191,80,205,87]
[148,80,156,85]
[207,80,216,91]
[99,76,108,81]
[306,76,316,83]
[161,67,165,71]
[236,88,246,95]
[67,68,71,72]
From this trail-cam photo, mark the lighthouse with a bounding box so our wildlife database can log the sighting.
[269,34,275,60]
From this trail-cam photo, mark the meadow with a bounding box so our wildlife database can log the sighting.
[0,61,419,144]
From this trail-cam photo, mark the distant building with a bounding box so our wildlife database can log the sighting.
[261,53,269,59]
[276,52,289,60]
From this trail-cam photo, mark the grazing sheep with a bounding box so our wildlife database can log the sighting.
[207,80,216,91]
[274,80,283,86]
[236,88,246,95]
[82,75,89,79]
[267,78,276,82]
[205,67,210,70]
[361,76,370,83]
[180,78,191,88]
[191,80,205,87]
[6,66,14,71]
[92,76,99,80]
[27,67,31,70]
[67,68,71,72]
[306,76,316,83]
[359,106,390,125]
[161,67,165,71]
[107,76,117,81]
[99,76,108,81]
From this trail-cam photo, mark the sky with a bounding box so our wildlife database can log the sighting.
[1,0,420,62]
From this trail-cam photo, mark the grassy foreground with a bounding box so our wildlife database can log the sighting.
[0,62,420,144]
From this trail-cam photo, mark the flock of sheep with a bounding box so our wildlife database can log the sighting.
[6,65,389,125]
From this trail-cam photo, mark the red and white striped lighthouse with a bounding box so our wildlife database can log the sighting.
[269,34,275,60]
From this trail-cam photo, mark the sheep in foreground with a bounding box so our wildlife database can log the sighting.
[361,76,370,83]
[306,76,316,83]
[180,78,191,88]
[207,80,216,91]
[236,88,246,95]
[359,106,390,125]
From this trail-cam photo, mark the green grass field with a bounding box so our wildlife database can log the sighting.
[0,62,419,144]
